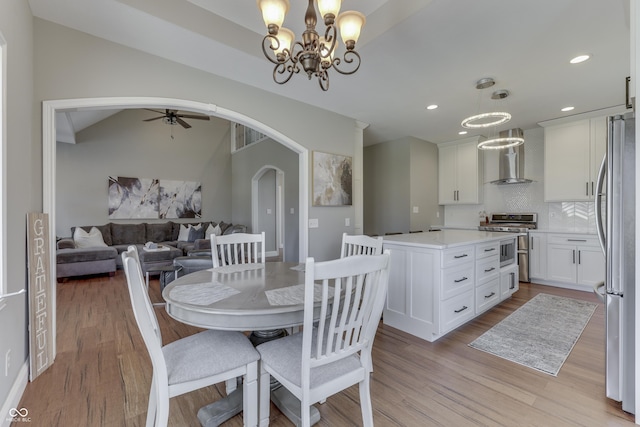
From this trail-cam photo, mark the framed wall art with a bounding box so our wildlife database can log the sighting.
[108,176,202,219]
[312,151,353,206]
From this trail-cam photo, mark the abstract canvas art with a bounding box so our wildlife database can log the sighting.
[312,151,352,206]
[108,176,160,219]
[108,176,201,219]
[159,179,202,219]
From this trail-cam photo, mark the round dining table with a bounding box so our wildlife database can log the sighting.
[162,261,321,427]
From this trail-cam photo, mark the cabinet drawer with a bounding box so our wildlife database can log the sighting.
[476,241,499,260]
[441,290,475,334]
[476,256,499,284]
[442,245,474,268]
[441,262,474,300]
[476,279,501,314]
[547,234,599,246]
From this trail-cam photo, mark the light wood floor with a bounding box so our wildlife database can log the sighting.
[16,272,636,426]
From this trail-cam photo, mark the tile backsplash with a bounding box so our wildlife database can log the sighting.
[547,201,597,233]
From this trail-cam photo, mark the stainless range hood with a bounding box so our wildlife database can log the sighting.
[490,129,533,184]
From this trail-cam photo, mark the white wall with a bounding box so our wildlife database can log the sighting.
[0,0,34,417]
[364,136,443,236]
[56,109,233,237]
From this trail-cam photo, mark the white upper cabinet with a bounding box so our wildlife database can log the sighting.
[438,137,483,205]
[543,118,605,202]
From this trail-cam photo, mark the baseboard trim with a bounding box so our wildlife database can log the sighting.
[1,361,29,427]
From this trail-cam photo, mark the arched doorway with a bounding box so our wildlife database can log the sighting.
[252,166,285,260]
[42,96,309,354]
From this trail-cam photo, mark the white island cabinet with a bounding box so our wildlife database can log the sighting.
[382,230,519,342]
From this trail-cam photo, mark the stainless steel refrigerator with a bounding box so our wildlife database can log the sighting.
[595,112,635,414]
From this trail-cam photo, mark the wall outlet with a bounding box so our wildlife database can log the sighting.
[308,218,319,228]
[413,206,419,213]
[5,349,10,376]
[266,208,272,214]
[345,218,350,227]
[290,208,295,214]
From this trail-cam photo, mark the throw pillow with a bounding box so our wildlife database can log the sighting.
[73,226,108,249]
[177,224,191,241]
[205,223,221,238]
[187,224,204,242]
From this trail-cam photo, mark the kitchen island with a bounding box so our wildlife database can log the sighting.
[382,230,519,342]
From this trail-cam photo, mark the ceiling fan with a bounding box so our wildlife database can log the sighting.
[143,109,210,129]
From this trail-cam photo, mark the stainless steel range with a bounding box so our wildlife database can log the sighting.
[479,213,537,282]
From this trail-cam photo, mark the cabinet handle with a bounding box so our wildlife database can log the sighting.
[484,267,496,272]
[567,239,587,242]
[572,249,576,264]
[592,181,594,196]
[586,182,589,196]
[530,236,533,250]
[578,250,581,264]
[484,292,496,299]
[454,277,468,283]
[484,248,496,252]
[510,272,515,290]
[454,305,468,313]
[454,254,468,259]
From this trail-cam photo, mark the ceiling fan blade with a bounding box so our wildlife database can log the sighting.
[178,114,210,121]
[176,117,191,129]
[143,116,164,122]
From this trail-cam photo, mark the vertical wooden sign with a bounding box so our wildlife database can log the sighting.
[27,212,54,381]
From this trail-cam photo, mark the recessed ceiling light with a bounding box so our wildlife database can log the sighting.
[570,54,590,64]
[561,106,575,112]
[458,131,468,135]
[426,104,438,110]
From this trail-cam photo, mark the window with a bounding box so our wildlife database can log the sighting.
[231,123,268,152]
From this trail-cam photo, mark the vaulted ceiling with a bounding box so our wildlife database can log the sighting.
[29,0,631,145]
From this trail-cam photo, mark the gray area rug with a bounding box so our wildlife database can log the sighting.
[469,293,598,376]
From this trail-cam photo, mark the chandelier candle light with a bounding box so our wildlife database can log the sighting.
[257,0,366,91]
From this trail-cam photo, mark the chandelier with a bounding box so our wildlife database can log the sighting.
[257,0,366,91]
[461,78,523,150]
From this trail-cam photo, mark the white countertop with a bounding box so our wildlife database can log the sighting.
[382,230,520,250]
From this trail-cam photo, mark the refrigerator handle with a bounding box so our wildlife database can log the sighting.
[595,153,606,254]
[592,281,605,303]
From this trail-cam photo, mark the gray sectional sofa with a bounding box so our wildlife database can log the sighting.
[56,220,245,280]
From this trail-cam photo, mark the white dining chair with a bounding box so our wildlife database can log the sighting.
[211,231,266,268]
[256,251,391,427]
[340,233,383,258]
[121,247,260,427]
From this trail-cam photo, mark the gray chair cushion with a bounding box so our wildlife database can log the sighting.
[163,329,259,385]
[256,330,361,389]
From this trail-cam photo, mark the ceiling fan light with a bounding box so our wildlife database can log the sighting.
[318,0,341,24]
[337,10,365,49]
[257,0,290,34]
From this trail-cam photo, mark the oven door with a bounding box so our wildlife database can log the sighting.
[500,238,516,267]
